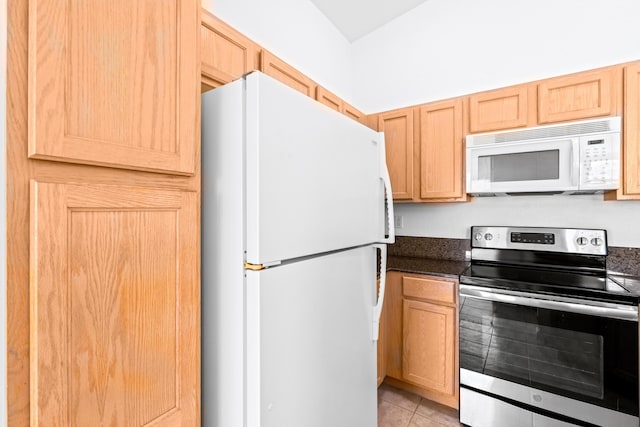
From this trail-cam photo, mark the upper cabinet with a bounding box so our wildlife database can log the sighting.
[419,100,465,200]
[28,0,199,175]
[316,86,342,112]
[610,62,640,199]
[343,102,364,122]
[260,50,317,97]
[468,85,531,133]
[201,10,259,91]
[378,108,415,200]
[537,69,617,124]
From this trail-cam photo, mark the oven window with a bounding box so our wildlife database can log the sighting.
[478,149,560,182]
[459,296,639,416]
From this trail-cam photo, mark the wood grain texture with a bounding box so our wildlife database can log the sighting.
[378,108,415,200]
[30,182,199,426]
[200,10,259,89]
[8,0,202,424]
[384,272,404,380]
[469,85,529,133]
[622,63,640,196]
[260,50,316,97]
[343,102,364,121]
[538,68,615,124]
[402,299,454,395]
[402,276,456,306]
[419,99,464,199]
[28,0,199,175]
[315,86,342,112]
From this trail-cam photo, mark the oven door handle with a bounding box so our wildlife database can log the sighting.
[460,284,638,322]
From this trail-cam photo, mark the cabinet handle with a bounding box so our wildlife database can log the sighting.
[372,244,387,341]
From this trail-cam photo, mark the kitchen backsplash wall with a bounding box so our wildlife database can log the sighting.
[394,194,640,248]
[389,236,470,262]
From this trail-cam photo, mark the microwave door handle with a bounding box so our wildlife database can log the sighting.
[571,139,580,187]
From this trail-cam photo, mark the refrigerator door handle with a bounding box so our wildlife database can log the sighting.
[378,132,395,244]
[371,244,387,341]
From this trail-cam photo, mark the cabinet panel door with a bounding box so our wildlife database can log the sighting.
[260,50,316,97]
[624,63,640,196]
[402,299,454,395]
[378,109,415,200]
[201,11,258,90]
[469,85,528,133]
[419,99,464,199]
[30,182,199,426]
[316,86,342,112]
[343,102,364,122]
[28,0,199,175]
[538,69,615,124]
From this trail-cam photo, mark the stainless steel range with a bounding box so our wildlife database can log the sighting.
[459,226,639,427]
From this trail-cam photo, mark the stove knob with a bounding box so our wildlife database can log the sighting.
[484,233,493,241]
[591,237,603,246]
[474,233,483,241]
[576,237,588,246]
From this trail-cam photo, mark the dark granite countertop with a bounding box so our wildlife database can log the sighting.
[388,255,469,279]
[609,274,640,297]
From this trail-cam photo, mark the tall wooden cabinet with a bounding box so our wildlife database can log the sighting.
[378,108,415,200]
[622,63,640,196]
[7,0,201,424]
[419,100,465,200]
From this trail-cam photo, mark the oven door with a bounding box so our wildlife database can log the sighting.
[466,138,579,194]
[459,285,639,427]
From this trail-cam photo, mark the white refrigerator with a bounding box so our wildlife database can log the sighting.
[202,71,394,427]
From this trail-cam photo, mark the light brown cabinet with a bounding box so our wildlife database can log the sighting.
[201,10,260,91]
[381,272,459,409]
[537,68,616,124]
[468,85,531,133]
[30,182,199,425]
[608,62,640,199]
[418,99,466,201]
[378,109,416,200]
[260,50,317,97]
[28,0,199,175]
[316,86,342,112]
[8,0,202,424]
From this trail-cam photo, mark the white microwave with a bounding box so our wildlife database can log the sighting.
[466,117,621,196]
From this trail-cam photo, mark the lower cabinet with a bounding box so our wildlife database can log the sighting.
[381,271,459,409]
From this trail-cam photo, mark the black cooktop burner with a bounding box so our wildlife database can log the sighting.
[460,263,638,305]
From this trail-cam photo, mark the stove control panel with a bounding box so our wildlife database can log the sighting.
[471,226,607,255]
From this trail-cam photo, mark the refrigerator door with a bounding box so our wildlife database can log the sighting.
[245,72,387,265]
[245,246,378,427]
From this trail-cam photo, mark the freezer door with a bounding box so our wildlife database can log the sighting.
[245,72,386,265]
[245,246,378,427]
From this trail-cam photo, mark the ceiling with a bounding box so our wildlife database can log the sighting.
[310,0,429,42]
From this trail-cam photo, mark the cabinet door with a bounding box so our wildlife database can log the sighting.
[538,69,615,124]
[623,63,640,196]
[316,86,342,112]
[378,109,415,200]
[402,299,455,396]
[28,0,199,175]
[30,182,199,425]
[201,11,259,90]
[260,50,316,97]
[343,102,364,122]
[419,99,464,199]
[469,85,529,133]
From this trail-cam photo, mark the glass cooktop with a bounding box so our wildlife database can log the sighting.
[460,263,638,305]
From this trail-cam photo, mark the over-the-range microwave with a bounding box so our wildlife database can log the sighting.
[466,117,621,196]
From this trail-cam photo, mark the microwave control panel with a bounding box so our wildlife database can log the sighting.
[579,134,620,190]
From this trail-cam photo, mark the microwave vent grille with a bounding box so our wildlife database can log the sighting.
[471,117,619,145]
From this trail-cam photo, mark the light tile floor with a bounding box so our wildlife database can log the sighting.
[378,383,462,427]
